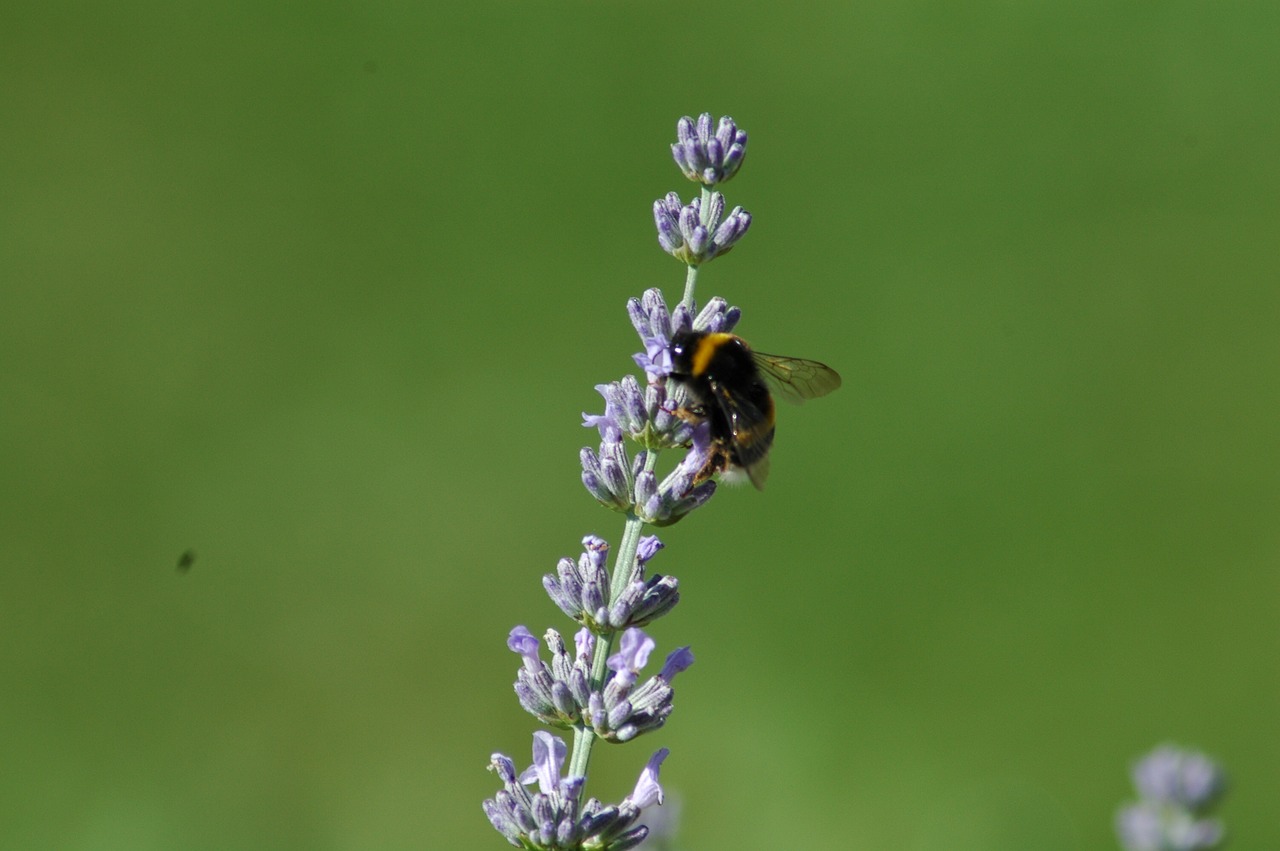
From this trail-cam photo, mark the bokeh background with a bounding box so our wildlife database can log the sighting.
[3,2,1277,849]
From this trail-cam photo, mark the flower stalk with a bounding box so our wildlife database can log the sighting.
[483,114,752,850]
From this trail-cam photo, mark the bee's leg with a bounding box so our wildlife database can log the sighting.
[691,442,731,485]
[673,403,708,426]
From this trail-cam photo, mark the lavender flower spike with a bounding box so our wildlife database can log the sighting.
[671,114,748,185]
[487,115,778,849]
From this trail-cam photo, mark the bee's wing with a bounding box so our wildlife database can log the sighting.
[706,379,773,490]
[751,352,842,406]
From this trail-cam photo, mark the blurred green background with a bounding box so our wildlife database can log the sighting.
[3,1,1277,848]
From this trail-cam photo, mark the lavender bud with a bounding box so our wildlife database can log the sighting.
[617,375,647,430]
[609,827,650,850]
[634,469,658,512]
[579,804,622,840]
[636,535,664,565]
[573,628,595,662]
[600,440,630,497]
[653,194,684,254]
[580,446,623,508]
[581,579,606,623]
[568,667,591,708]
[545,629,570,671]
[550,681,576,718]
[588,693,606,729]
[481,801,522,848]
[607,581,641,630]
[625,574,681,628]
[581,536,609,574]
[607,699,634,730]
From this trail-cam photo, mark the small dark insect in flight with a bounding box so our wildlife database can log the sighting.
[669,330,841,489]
[177,549,196,572]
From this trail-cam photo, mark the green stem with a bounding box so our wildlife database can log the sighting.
[566,451,660,781]
[681,264,699,313]
[680,186,714,310]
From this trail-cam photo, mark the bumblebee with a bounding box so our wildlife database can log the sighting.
[668,330,842,489]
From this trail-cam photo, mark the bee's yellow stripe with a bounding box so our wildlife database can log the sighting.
[693,333,734,377]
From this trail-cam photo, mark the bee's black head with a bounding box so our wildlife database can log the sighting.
[668,329,703,375]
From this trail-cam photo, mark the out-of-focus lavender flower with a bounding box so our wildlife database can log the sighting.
[484,733,669,851]
[1116,803,1224,851]
[671,114,747,186]
[653,191,752,266]
[509,626,692,743]
[1131,745,1226,811]
[1116,744,1226,851]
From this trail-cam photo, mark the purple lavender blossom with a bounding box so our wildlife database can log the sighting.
[522,730,571,795]
[635,535,664,565]
[653,191,752,266]
[545,535,680,632]
[607,628,656,689]
[510,627,581,729]
[625,748,669,810]
[508,625,542,667]
[671,114,747,186]
[579,356,723,521]
[484,733,668,851]
[579,429,642,511]
[507,624,690,744]
[636,420,718,527]
[625,287,740,372]
[658,647,694,681]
